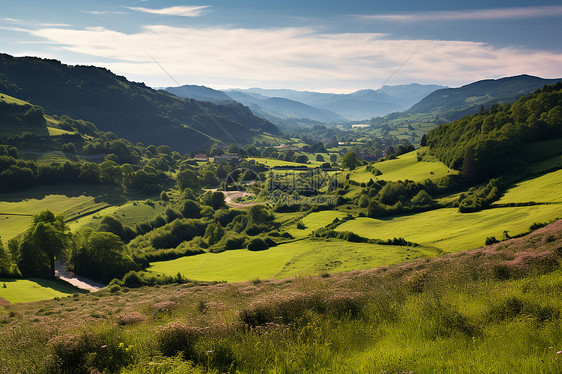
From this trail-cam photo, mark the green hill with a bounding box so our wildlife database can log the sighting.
[369,75,561,142]
[0,54,279,152]
[0,94,49,137]
[408,74,561,116]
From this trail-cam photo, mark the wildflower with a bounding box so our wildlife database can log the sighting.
[557,351,562,355]
[119,342,125,349]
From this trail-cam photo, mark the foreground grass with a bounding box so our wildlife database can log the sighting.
[0,278,81,303]
[337,204,562,252]
[149,239,434,282]
[0,221,560,373]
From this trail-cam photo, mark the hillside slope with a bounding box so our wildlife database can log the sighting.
[164,85,234,104]
[0,54,279,152]
[1,220,561,373]
[409,74,562,115]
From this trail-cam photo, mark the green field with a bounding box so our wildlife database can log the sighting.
[0,278,80,303]
[248,157,317,168]
[349,149,457,183]
[498,169,562,204]
[0,184,119,240]
[336,204,562,252]
[149,239,436,282]
[286,210,349,238]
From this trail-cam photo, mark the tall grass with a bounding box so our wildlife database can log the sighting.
[0,221,561,373]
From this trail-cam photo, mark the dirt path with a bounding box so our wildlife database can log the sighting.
[223,191,261,208]
[54,260,104,292]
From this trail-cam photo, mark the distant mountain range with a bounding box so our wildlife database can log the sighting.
[369,74,562,142]
[0,54,278,152]
[165,83,445,127]
[232,84,445,120]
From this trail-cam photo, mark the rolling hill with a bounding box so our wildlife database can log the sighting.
[164,85,235,105]
[369,75,562,142]
[407,74,562,116]
[0,54,279,152]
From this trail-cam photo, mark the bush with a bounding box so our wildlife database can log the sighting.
[247,238,268,251]
[122,271,143,288]
[157,322,201,359]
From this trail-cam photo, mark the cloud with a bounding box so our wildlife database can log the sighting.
[2,18,22,23]
[127,6,210,17]
[358,6,562,22]
[39,23,72,27]
[13,24,562,91]
[84,10,124,15]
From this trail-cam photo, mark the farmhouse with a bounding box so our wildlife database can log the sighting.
[214,153,240,164]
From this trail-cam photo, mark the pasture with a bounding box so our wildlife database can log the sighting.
[0,184,117,240]
[0,278,80,303]
[149,239,435,282]
[336,204,562,252]
[349,149,457,183]
[498,169,562,204]
[285,210,349,239]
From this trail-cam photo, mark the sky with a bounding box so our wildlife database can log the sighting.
[0,0,561,93]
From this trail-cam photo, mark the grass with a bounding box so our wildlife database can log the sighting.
[1,221,560,373]
[47,126,75,136]
[286,210,349,239]
[248,157,316,168]
[337,204,562,252]
[0,278,81,303]
[0,184,120,240]
[349,149,457,183]
[498,169,562,204]
[149,239,434,282]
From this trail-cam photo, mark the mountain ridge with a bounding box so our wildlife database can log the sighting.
[0,54,279,152]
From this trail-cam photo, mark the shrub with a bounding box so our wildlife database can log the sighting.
[157,322,201,359]
[122,271,143,288]
[247,238,268,251]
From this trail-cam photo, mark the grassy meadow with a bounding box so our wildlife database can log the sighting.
[149,239,436,282]
[349,149,457,183]
[0,278,81,303]
[1,221,560,373]
[498,169,562,204]
[337,204,561,252]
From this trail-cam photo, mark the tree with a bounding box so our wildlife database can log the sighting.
[202,191,227,210]
[294,155,308,163]
[177,169,200,191]
[330,154,337,163]
[358,194,369,208]
[17,210,69,278]
[316,154,325,162]
[181,200,202,219]
[341,152,360,170]
[420,134,427,147]
[411,190,434,206]
[0,238,14,277]
[71,231,137,283]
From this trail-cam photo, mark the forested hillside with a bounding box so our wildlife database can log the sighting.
[0,54,279,153]
[427,82,562,181]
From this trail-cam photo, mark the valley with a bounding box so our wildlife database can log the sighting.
[0,54,561,374]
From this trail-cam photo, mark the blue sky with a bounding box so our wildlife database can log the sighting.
[1,0,561,92]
